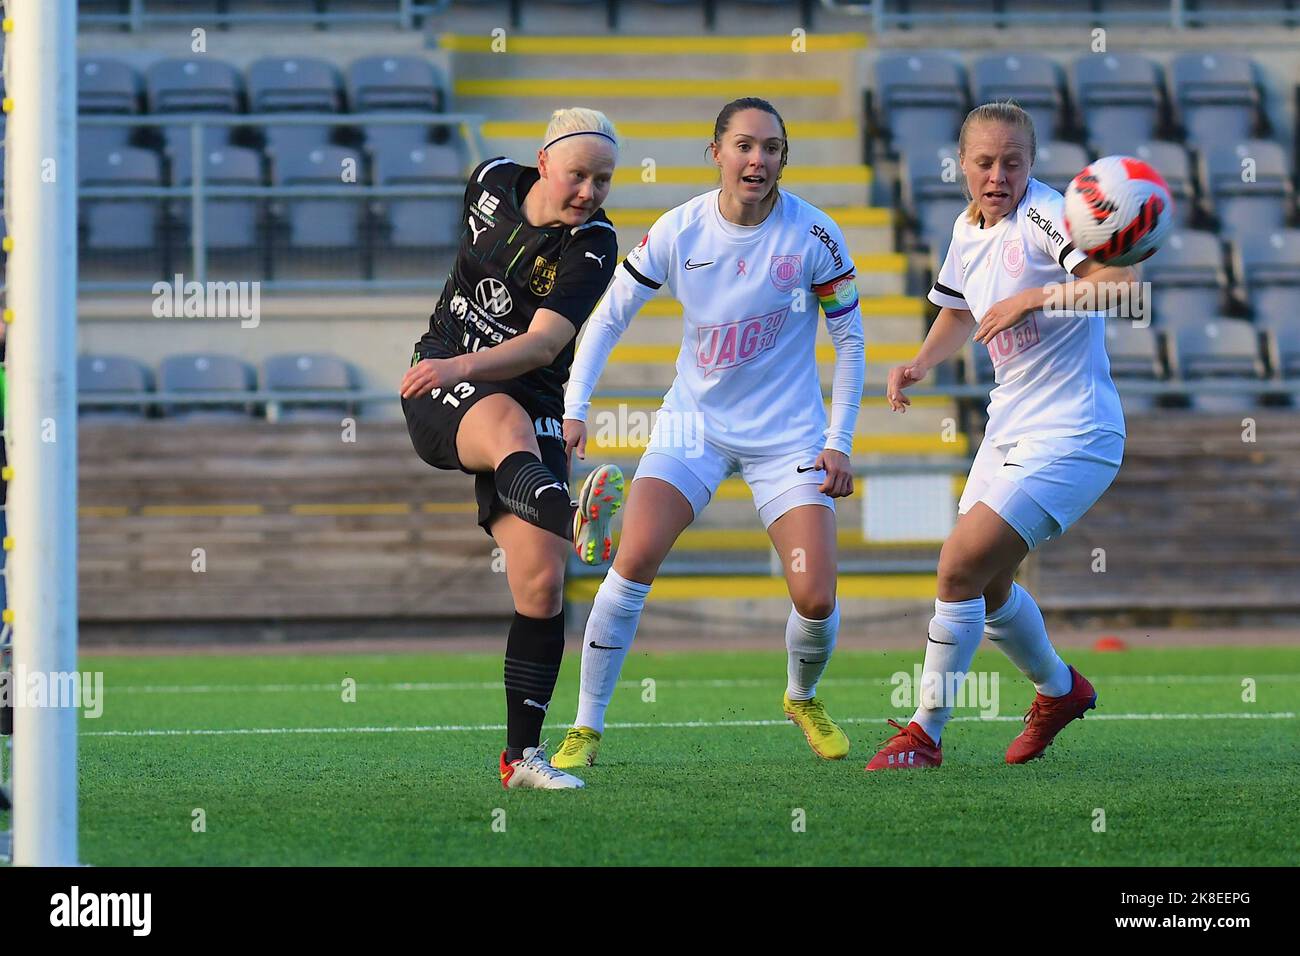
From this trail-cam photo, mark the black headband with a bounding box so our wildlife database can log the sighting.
[543,130,618,151]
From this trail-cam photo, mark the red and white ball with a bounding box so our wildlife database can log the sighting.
[1063,155,1174,266]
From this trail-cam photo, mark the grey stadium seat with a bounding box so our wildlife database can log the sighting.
[79,57,140,114]
[1201,139,1290,240]
[247,57,343,113]
[1166,316,1265,411]
[1235,229,1300,334]
[1032,140,1090,196]
[272,145,365,248]
[1170,52,1260,148]
[902,142,966,259]
[1137,230,1226,326]
[79,123,135,156]
[170,146,264,250]
[1131,141,1195,230]
[1074,52,1165,157]
[78,354,153,420]
[972,52,1066,142]
[158,353,256,420]
[263,353,355,421]
[1104,321,1163,412]
[146,57,243,114]
[347,56,444,113]
[79,146,163,251]
[373,144,463,248]
[874,53,969,153]
[1267,322,1300,382]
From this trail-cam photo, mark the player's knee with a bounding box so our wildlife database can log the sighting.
[613,548,662,585]
[515,568,565,618]
[936,557,985,602]
[792,590,836,621]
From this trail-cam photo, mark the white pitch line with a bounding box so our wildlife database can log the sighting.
[81,711,1297,738]
[102,674,1300,695]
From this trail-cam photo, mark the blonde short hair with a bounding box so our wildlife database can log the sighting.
[542,107,619,153]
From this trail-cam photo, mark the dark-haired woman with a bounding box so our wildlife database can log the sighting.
[550,99,866,769]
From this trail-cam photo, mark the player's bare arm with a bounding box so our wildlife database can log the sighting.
[974,258,1139,343]
[400,309,576,398]
[888,306,975,411]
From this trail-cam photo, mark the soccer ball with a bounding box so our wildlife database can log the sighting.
[1063,155,1174,266]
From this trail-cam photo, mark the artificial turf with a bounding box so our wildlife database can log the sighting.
[7,646,1296,866]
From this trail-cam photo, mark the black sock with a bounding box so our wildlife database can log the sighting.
[504,609,565,761]
[494,451,576,542]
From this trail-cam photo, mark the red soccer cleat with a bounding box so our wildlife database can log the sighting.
[864,719,942,771]
[1005,665,1098,764]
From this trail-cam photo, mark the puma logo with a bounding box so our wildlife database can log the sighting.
[524,698,549,712]
[535,482,566,499]
[468,216,486,244]
[585,251,607,267]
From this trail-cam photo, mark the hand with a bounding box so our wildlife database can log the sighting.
[886,361,928,412]
[973,292,1031,345]
[815,448,854,498]
[563,418,588,467]
[399,356,465,399]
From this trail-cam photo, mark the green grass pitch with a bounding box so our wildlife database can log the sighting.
[7,645,1297,866]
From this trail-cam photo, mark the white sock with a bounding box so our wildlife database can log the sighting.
[572,568,650,734]
[785,602,839,700]
[985,583,1072,697]
[910,596,986,745]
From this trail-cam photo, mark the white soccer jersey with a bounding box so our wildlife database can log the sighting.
[928,177,1126,444]
[565,189,864,457]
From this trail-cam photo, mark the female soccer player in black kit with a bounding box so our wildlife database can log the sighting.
[400,108,625,789]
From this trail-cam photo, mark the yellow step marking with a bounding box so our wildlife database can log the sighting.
[139,504,264,517]
[586,395,951,414]
[79,506,131,518]
[591,432,967,455]
[482,120,860,139]
[421,502,478,514]
[457,79,841,98]
[441,33,868,55]
[290,503,412,516]
[567,573,934,602]
[611,529,945,551]
[635,292,922,319]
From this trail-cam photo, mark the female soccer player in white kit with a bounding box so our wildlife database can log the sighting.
[551,99,867,769]
[866,102,1138,770]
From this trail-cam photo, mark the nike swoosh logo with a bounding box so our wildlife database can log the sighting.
[927,637,957,646]
[588,641,620,650]
[798,658,827,664]
[535,482,566,499]
[683,259,714,270]
[1004,463,1024,469]
[796,465,818,473]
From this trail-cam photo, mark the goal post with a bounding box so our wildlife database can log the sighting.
[4,0,80,867]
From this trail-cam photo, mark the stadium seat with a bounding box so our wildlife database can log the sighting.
[347,56,444,113]
[1131,141,1195,229]
[146,57,243,114]
[1235,228,1300,335]
[1170,52,1261,147]
[272,145,365,248]
[1074,52,1165,156]
[1166,316,1265,411]
[158,353,256,420]
[170,146,264,250]
[972,52,1066,141]
[874,53,969,154]
[1138,230,1226,326]
[1201,139,1290,240]
[1267,321,1300,382]
[77,354,153,420]
[1032,140,1090,195]
[247,57,344,113]
[247,57,346,167]
[372,144,463,248]
[1104,321,1163,412]
[78,146,164,251]
[79,56,140,114]
[262,353,355,421]
[79,123,135,156]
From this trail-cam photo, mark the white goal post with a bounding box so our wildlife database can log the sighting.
[3,0,80,867]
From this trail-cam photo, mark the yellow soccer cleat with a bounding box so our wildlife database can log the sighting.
[551,725,602,769]
[783,693,850,760]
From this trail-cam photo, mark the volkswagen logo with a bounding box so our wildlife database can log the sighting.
[475,277,512,317]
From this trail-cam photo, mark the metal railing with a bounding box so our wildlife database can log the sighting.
[77,111,486,292]
[818,0,1300,31]
[80,0,447,31]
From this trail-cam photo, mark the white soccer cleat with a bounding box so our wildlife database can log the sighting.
[499,743,586,790]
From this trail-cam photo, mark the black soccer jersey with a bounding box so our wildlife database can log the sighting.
[419,156,619,411]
